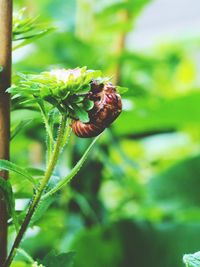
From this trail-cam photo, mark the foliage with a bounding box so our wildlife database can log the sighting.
[41,251,75,267]
[8,68,104,122]
[13,8,53,50]
[3,0,200,266]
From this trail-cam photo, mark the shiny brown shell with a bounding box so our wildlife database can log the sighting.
[71,121,105,138]
[71,81,122,138]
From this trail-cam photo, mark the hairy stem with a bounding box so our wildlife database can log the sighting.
[37,101,54,163]
[0,0,12,264]
[3,114,67,267]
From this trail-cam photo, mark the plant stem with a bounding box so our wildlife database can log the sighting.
[113,9,129,85]
[3,114,67,267]
[37,101,54,164]
[42,135,99,200]
[0,0,12,265]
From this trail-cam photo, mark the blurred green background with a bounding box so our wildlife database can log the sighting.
[10,0,200,266]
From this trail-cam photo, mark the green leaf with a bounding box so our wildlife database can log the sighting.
[83,99,94,111]
[42,135,100,200]
[72,104,90,123]
[0,177,19,231]
[11,120,32,141]
[30,176,60,226]
[25,167,45,177]
[68,95,85,104]
[114,92,200,136]
[0,160,36,185]
[116,86,128,95]
[13,8,54,49]
[10,261,32,267]
[42,251,75,267]
[15,248,34,264]
[30,194,54,226]
[183,251,200,267]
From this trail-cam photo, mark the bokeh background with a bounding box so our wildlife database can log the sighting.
[11,0,200,266]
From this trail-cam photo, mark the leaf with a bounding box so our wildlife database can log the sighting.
[183,251,200,267]
[30,176,60,226]
[83,99,94,111]
[42,251,75,267]
[116,86,128,95]
[13,8,54,49]
[30,195,54,226]
[70,95,85,104]
[148,155,200,208]
[114,92,200,136]
[72,104,89,123]
[11,261,32,267]
[26,167,45,177]
[16,248,34,264]
[11,120,32,141]
[0,177,19,231]
[42,135,100,200]
[0,160,36,185]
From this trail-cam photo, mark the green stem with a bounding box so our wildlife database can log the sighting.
[39,105,54,144]
[37,103,54,163]
[3,114,67,267]
[42,135,99,200]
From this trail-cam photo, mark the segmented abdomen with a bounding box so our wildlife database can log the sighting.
[71,120,105,138]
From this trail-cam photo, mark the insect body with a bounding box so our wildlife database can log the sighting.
[71,81,122,138]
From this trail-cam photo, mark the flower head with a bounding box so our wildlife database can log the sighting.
[8,66,126,125]
[8,67,107,119]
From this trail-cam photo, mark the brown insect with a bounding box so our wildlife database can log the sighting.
[71,80,122,138]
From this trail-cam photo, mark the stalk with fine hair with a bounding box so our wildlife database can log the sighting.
[4,115,67,267]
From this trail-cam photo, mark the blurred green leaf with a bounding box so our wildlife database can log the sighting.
[148,155,200,217]
[0,177,18,231]
[11,120,32,141]
[25,168,45,177]
[11,262,32,267]
[116,86,128,95]
[15,248,34,265]
[114,92,200,135]
[42,251,75,267]
[13,8,54,49]
[0,160,35,185]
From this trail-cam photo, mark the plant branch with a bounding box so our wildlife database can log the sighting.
[3,114,67,267]
[0,0,12,265]
[42,135,100,200]
[37,101,54,163]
